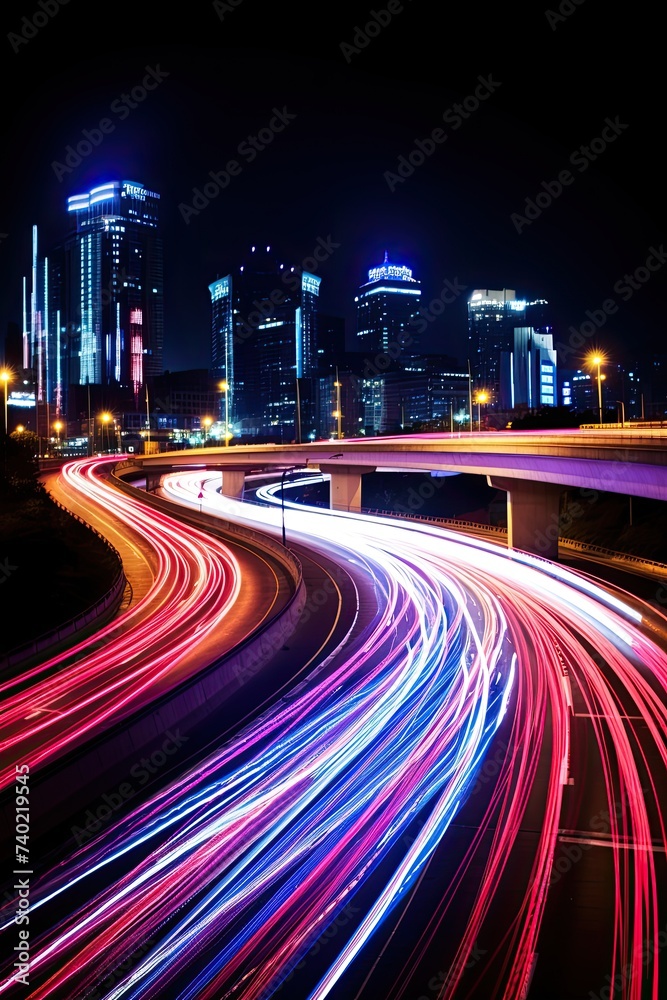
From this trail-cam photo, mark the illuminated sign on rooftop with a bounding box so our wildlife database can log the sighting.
[302,273,321,295]
[67,181,159,212]
[367,263,415,283]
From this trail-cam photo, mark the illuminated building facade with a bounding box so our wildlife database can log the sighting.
[500,327,557,411]
[468,289,550,401]
[355,252,422,361]
[57,180,163,407]
[209,246,320,440]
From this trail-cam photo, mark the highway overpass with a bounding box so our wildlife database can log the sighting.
[122,428,667,559]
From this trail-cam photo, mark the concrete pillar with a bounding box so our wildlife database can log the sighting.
[221,470,245,499]
[320,464,375,512]
[146,471,162,493]
[487,476,564,559]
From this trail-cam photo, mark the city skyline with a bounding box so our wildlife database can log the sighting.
[2,12,667,1000]
[2,32,664,378]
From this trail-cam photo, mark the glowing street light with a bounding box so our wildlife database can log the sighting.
[53,420,63,449]
[0,369,10,435]
[334,368,342,439]
[101,412,112,453]
[219,381,230,447]
[587,353,607,427]
[475,390,489,431]
[202,416,213,445]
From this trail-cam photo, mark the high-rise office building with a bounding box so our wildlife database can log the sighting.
[354,253,421,435]
[56,180,163,407]
[500,327,557,410]
[209,245,320,440]
[468,289,549,401]
[355,252,421,362]
[15,225,65,433]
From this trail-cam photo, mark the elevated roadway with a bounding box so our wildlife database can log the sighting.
[127,428,667,558]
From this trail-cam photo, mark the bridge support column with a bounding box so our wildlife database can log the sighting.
[221,470,245,499]
[320,464,375,512]
[487,476,564,560]
[146,472,162,493]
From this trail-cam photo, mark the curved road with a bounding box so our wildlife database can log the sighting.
[0,458,293,790]
[0,474,665,999]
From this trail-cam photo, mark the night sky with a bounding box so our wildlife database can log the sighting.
[1,4,664,374]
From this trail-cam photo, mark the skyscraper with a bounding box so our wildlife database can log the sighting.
[354,252,421,364]
[57,180,164,407]
[209,246,320,440]
[500,326,557,410]
[468,289,549,402]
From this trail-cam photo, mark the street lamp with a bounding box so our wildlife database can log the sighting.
[587,353,606,427]
[475,390,489,431]
[280,461,310,547]
[0,369,10,435]
[101,412,112,453]
[334,368,342,439]
[202,416,213,445]
[615,400,625,428]
[219,381,230,447]
[53,420,63,450]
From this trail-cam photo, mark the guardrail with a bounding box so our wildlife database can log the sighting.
[357,505,667,578]
[579,422,667,431]
[0,497,126,672]
[361,507,507,535]
[111,464,303,590]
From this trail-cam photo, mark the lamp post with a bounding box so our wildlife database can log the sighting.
[219,381,230,446]
[101,412,112,453]
[281,467,290,547]
[53,420,63,451]
[615,400,625,428]
[0,370,10,435]
[145,384,151,451]
[475,390,489,431]
[587,353,606,427]
[334,368,342,439]
[280,461,311,547]
[202,416,213,445]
